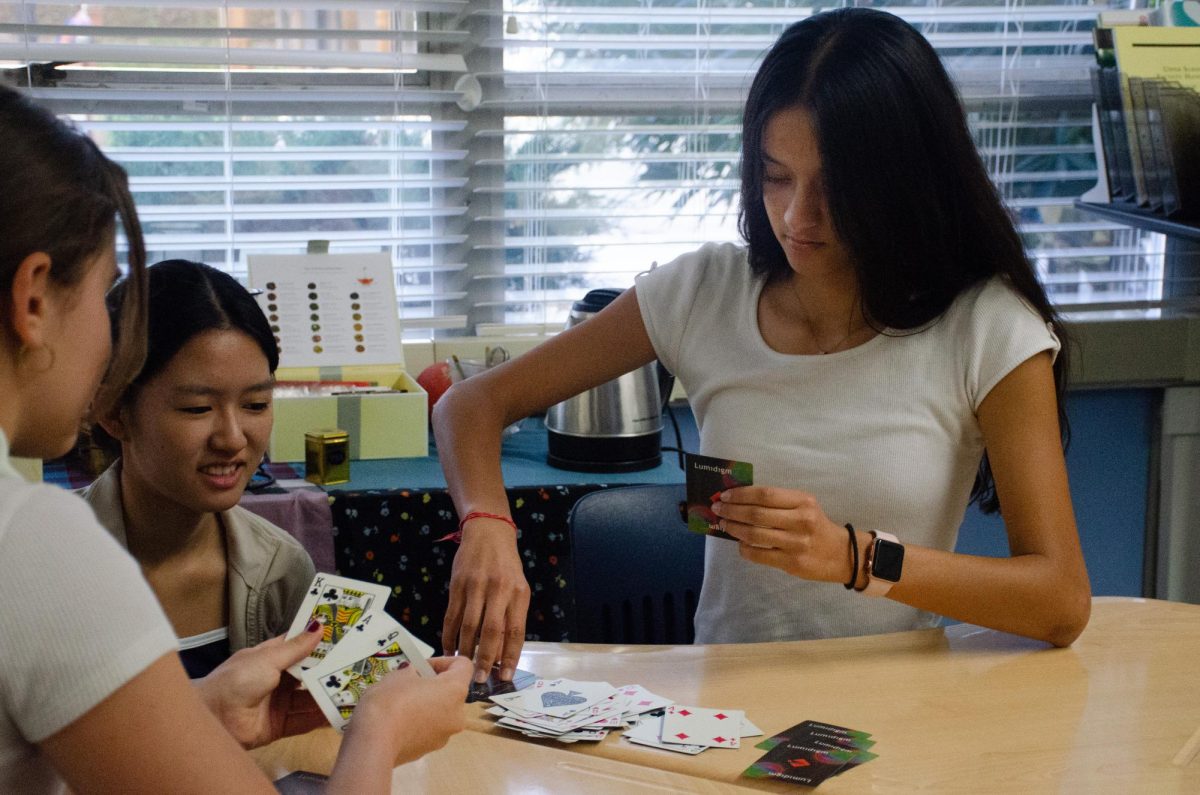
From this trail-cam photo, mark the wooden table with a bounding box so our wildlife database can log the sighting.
[253,597,1200,792]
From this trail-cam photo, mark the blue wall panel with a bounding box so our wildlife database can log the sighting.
[955,389,1156,597]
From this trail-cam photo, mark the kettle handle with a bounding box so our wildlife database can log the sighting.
[655,361,675,410]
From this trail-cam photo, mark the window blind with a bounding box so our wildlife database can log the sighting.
[467,0,1166,333]
[0,0,1172,338]
[0,0,473,332]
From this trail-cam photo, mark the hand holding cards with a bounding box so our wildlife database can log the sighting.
[684,452,753,540]
[284,573,435,731]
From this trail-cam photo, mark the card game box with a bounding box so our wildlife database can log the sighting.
[248,253,427,462]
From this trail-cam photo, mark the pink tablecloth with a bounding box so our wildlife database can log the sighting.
[239,488,335,573]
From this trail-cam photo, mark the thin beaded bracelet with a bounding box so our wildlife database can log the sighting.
[854,530,880,593]
[843,522,859,590]
[435,510,518,544]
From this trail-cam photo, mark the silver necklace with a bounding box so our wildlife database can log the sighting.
[789,277,859,355]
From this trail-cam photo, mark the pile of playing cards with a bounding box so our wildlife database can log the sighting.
[284,573,435,732]
[742,720,877,787]
[485,678,761,753]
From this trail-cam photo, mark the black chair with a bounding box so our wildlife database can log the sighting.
[567,483,705,644]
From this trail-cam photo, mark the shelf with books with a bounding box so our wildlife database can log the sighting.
[1074,200,1200,242]
[1089,25,1200,220]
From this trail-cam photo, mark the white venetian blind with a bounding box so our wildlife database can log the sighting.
[1,1,1171,337]
[466,0,1165,334]
[0,0,474,332]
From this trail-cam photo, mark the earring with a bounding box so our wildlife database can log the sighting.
[17,343,55,374]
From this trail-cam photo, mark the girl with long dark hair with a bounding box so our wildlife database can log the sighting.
[434,8,1089,685]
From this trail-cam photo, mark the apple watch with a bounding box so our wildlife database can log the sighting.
[860,530,903,597]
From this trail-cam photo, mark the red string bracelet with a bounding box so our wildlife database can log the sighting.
[435,510,518,544]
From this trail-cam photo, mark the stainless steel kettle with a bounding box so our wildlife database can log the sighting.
[545,288,670,472]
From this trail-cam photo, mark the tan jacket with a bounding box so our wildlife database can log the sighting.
[79,462,316,650]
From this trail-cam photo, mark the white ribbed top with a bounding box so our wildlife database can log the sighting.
[0,430,177,792]
[637,243,1058,643]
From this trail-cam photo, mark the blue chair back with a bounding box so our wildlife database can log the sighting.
[568,483,704,644]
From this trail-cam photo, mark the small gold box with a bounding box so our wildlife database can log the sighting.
[305,429,351,485]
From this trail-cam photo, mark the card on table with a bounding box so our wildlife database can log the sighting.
[742,741,855,786]
[507,678,617,719]
[467,667,539,704]
[300,615,432,732]
[746,720,877,785]
[615,684,673,717]
[755,719,873,752]
[623,714,707,755]
[285,573,392,677]
[660,704,744,749]
[683,452,753,540]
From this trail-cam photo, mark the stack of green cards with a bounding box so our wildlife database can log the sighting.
[742,719,877,786]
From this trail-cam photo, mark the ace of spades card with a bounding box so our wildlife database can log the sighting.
[285,573,392,677]
[301,614,432,732]
[512,678,617,719]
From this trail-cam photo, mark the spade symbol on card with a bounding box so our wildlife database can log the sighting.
[541,690,587,709]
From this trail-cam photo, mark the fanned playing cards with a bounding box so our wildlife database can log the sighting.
[284,573,434,732]
[284,573,392,677]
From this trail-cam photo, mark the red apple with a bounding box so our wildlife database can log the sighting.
[416,360,453,419]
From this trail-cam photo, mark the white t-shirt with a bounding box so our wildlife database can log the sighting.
[636,243,1059,643]
[0,433,177,793]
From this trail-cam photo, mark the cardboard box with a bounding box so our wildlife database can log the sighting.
[248,253,428,462]
[269,365,427,462]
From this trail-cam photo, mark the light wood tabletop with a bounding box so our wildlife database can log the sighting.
[253,597,1200,793]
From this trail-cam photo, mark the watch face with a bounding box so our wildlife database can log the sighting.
[872,539,904,582]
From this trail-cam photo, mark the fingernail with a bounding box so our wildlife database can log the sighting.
[501,667,514,681]
[719,490,729,501]
[306,618,321,633]
[474,669,489,684]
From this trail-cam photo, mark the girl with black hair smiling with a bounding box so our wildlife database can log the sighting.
[0,83,471,792]
[80,259,316,679]
[434,8,1091,685]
